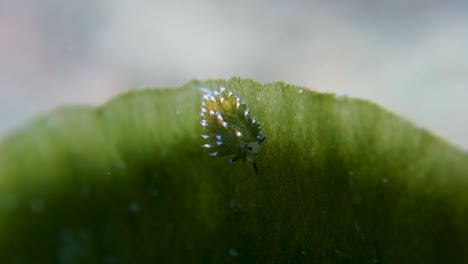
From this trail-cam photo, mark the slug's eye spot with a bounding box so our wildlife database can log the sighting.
[200,86,267,174]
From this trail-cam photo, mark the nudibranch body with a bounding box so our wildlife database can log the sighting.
[200,86,266,174]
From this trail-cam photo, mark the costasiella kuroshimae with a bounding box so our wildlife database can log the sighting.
[200,86,267,174]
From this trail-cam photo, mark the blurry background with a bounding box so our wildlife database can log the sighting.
[0,0,467,149]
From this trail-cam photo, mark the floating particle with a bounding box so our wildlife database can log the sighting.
[229,248,238,257]
[230,199,237,209]
[128,203,140,213]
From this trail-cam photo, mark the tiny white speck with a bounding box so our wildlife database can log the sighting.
[202,144,212,148]
[244,109,249,116]
[209,152,218,156]
[252,118,256,124]
[299,88,304,93]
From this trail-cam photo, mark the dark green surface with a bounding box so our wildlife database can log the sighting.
[0,78,467,263]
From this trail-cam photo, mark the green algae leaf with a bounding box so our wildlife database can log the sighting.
[0,77,467,263]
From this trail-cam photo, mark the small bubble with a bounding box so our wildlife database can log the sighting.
[382,178,389,184]
[230,199,237,209]
[229,248,238,257]
[29,198,44,212]
[128,203,139,213]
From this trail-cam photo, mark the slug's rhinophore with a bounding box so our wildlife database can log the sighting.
[200,86,267,174]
